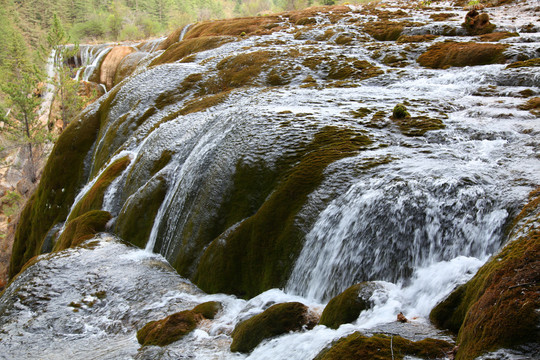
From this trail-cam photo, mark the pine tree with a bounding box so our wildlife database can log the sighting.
[0,30,47,183]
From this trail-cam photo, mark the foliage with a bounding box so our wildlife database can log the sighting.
[0,26,46,183]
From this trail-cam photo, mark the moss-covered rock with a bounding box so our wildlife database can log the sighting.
[393,116,445,136]
[150,36,235,66]
[231,302,316,353]
[53,210,112,252]
[137,301,222,347]
[319,282,381,329]
[183,16,281,39]
[363,21,407,41]
[417,42,508,69]
[430,188,540,360]
[392,104,410,119]
[9,108,103,279]
[194,126,371,298]
[192,301,222,319]
[518,97,540,117]
[115,176,167,249]
[463,10,495,36]
[478,31,518,42]
[506,58,540,69]
[313,333,453,360]
[137,310,201,346]
[68,155,131,221]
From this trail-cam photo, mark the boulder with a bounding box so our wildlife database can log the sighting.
[137,301,222,347]
[231,302,317,353]
[319,282,381,329]
[463,10,495,35]
[313,332,453,360]
[417,42,507,69]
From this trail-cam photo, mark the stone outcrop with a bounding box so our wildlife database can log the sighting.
[99,46,136,91]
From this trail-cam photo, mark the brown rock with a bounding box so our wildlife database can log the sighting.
[397,312,408,323]
[99,46,136,91]
[463,10,496,35]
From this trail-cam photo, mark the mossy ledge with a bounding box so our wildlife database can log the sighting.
[417,42,508,69]
[430,188,540,360]
[231,302,317,353]
[319,282,381,329]
[115,176,167,249]
[137,301,222,346]
[68,155,131,221]
[149,36,235,66]
[194,126,372,298]
[313,333,453,360]
[53,210,112,252]
[9,109,103,279]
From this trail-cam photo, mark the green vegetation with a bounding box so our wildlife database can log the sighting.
[417,42,508,69]
[68,155,131,221]
[53,210,111,252]
[9,104,103,279]
[319,282,379,329]
[314,333,453,360]
[115,176,167,248]
[231,302,316,353]
[430,188,540,360]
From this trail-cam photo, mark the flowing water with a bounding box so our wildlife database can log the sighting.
[1,0,539,358]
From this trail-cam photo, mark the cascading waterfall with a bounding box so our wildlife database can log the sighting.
[1,1,539,359]
[286,157,509,301]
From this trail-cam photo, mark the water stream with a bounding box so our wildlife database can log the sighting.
[1,0,539,358]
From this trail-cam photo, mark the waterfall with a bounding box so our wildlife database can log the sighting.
[286,157,509,301]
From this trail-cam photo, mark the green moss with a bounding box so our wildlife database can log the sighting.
[9,107,103,279]
[478,31,519,42]
[154,73,203,110]
[327,59,383,81]
[69,156,131,221]
[314,333,453,360]
[179,91,231,115]
[417,42,508,69]
[137,310,200,346]
[194,126,371,298]
[150,36,234,66]
[518,97,540,117]
[150,150,174,177]
[192,301,222,319]
[397,34,438,43]
[319,282,379,329]
[392,104,410,119]
[393,116,445,136]
[231,302,315,353]
[335,34,353,45]
[266,69,292,86]
[295,17,317,26]
[53,210,112,252]
[368,111,389,129]
[351,107,372,119]
[430,188,540,360]
[115,176,167,249]
[506,58,540,69]
[183,16,280,39]
[363,21,406,41]
[212,51,276,91]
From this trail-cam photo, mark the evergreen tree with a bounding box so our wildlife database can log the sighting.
[0,30,47,183]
